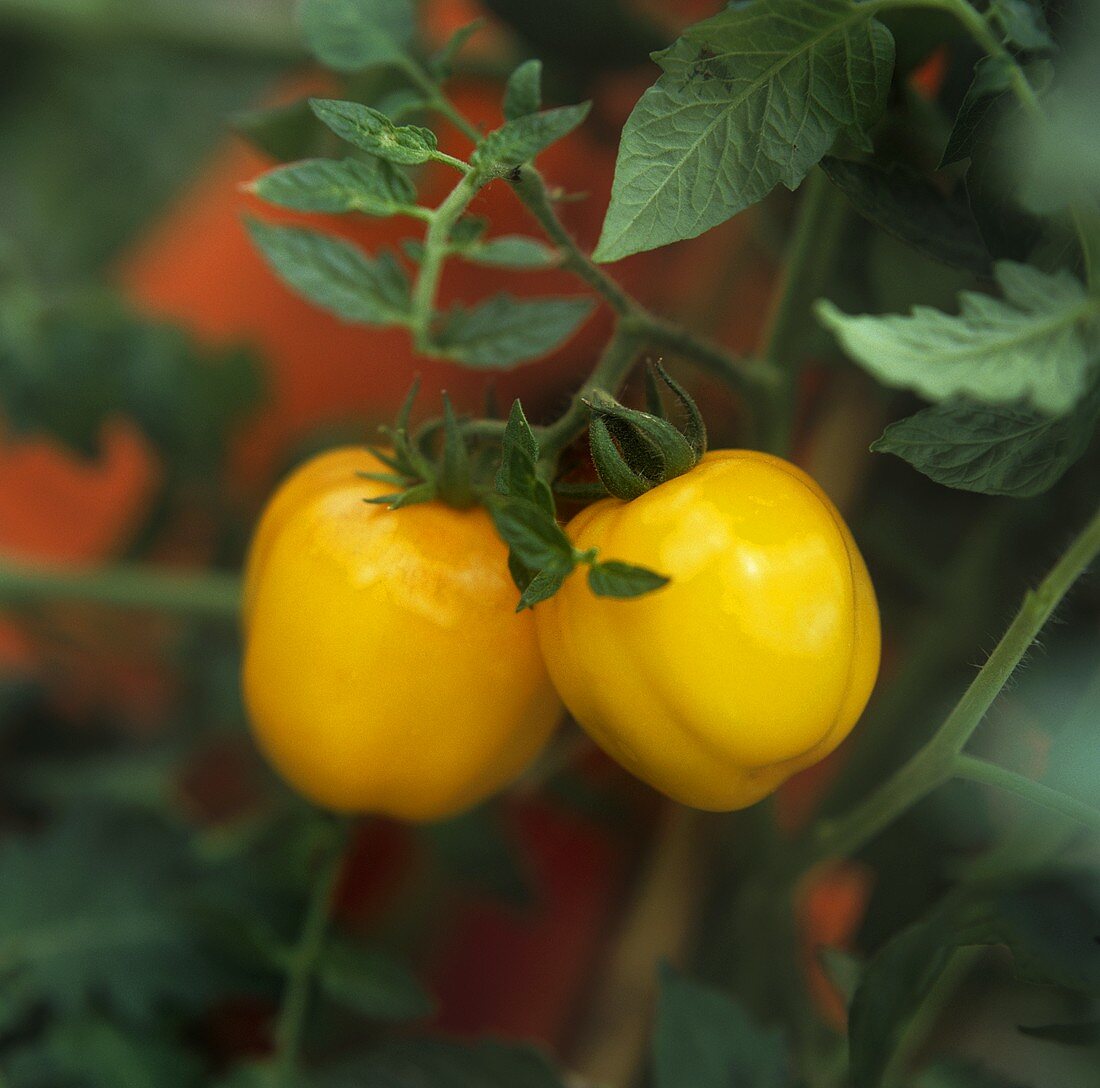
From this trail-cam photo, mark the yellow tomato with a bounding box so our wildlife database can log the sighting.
[535,450,880,811]
[242,447,561,820]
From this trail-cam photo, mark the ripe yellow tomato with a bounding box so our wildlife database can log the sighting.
[242,447,561,820]
[535,450,880,811]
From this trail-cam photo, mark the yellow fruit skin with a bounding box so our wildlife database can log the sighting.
[534,450,880,811]
[242,448,561,821]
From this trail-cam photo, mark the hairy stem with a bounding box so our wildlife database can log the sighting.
[792,501,1100,871]
[0,558,241,620]
[273,818,352,1086]
[411,169,483,351]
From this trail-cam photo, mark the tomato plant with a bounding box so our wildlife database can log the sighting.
[1,1,1099,1087]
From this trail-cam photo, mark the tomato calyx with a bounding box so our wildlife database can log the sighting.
[585,361,707,500]
[362,380,481,510]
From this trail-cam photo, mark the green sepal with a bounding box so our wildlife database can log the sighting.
[650,360,707,460]
[436,394,475,508]
[486,496,575,576]
[588,413,652,500]
[363,481,436,509]
[553,480,610,501]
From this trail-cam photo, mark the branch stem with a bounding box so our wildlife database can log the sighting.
[791,501,1100,871]
[0,558,241,620]
[272,818,352,1087]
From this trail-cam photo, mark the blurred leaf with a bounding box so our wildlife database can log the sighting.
[595,0,895,261]
[5,1016,201,1088]
[1018,1020,1100,1046]
[318,1039,567,1088]
[849,901,970,1088]
[821,157,991,274]
[316,938,434,1021]
[818,947,863,1005]
[248,221,411,325]
[311,99,439,166]
[819,262,1099,415]
[234,97,328,164]
[298,0,415,73]
[871,384,1100,497]
[941,57,1016,168]
[652,964,788,1088]
[436,295,593,368]
[503,59,543,121]
[989,0,1054,52]
[460,236,560,269]
[472,103,591,171]
[0,284,262,469]
[587,561,668,599]
[429,20,484,80]
[0,812,223,1033]
[915,1061,1027,1088]
[250,157,420,217]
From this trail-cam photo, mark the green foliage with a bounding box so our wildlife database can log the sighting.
[819,263,1100,416]
[872,386,1100,498]
[316,938,435,1021]
[473,102,592,174]
[435,295,594,368]
[298,0,416,73]
[250,158,421,218]
[247,220,412,325]
[821,158,991,275]
[595,0,895,261]
[989,0,1054,53]
[310,99,439,166]
[503,59,543,121]
[0,813,222,1033]
[651,965,788,1088]
[587,560,669,599]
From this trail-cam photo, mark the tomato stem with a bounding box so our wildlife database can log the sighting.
[792,500,1100,872]
[272,816,352,1086]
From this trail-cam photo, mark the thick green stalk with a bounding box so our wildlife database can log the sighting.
[792,502,1100,871]
[0,559,241,621]
[411,169,483,352]
[272,819,351,1087]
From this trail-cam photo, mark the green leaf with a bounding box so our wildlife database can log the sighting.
[915,1061,1026,1088]
[436,295,593,368]
[298,0,415,72]
[821,157,991,274]
[941,56,1014,168]
[310,99,439,166]
[8,1017,202,1088]
[250,158,420,217]
[430,20,484,79]
[818,262,1100,415]
[652,964,788,1088]
[316,939,434,1021]
[0,814,221,1032]
[849,904,971,1088]
[472,103,591,171]
[517,569,568,610]
[587,561,669,599]
[594,0,895,261]
[487,497,575,575]
[504,59,543,120]
[319,1039,567,1088]
[818,947,863,1005]
[871,386,1100,497]
[462,236,560,269]
[247,220,411,325]
[990,0,1054,52]
[234,97,327,164]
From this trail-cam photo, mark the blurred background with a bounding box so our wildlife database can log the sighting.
[0,0,1097,1085]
